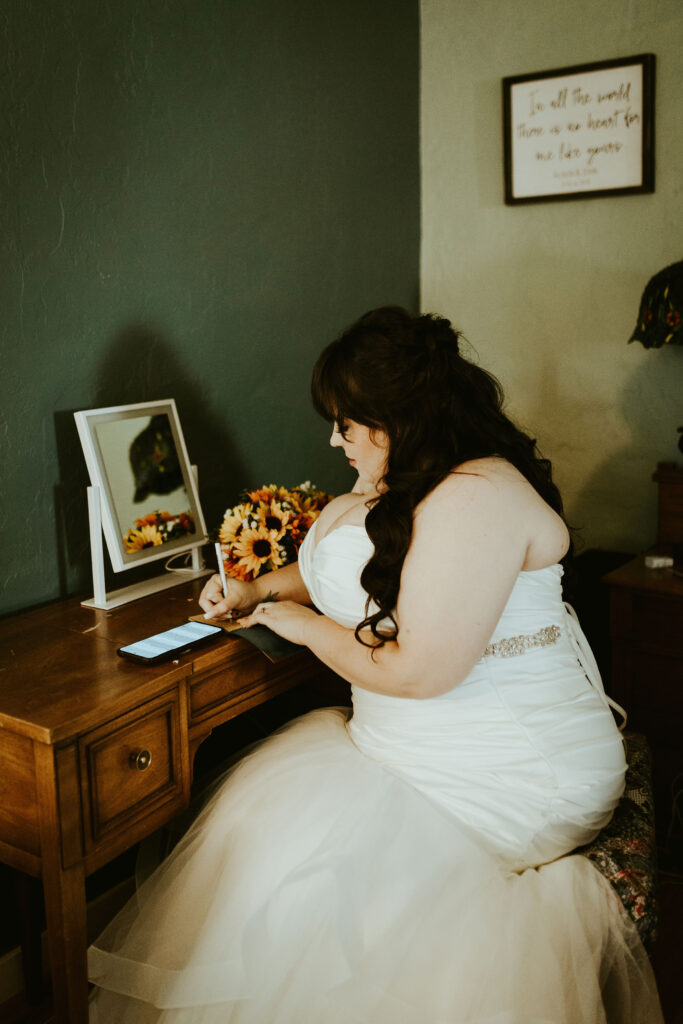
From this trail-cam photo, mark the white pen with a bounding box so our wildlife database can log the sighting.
[215,541,229,599]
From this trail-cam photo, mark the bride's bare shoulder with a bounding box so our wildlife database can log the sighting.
[417,457,569,565]
[418,457,558,522]
[452,456,522,485]
[419,457,516,509]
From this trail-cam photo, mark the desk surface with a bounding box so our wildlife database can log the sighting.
[603,555,683,599]
[0,579,302,743]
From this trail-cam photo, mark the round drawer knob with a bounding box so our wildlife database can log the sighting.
[130,749,152,771]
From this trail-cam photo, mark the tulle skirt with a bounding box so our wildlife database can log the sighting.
[88,708,662,1023]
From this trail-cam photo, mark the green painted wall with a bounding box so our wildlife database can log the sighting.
[1,1,420,616]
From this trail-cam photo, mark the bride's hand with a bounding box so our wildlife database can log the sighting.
[199,574,256,620]
[238,600,318,647]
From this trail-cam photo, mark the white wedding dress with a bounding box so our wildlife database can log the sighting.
[89,520,663,1023]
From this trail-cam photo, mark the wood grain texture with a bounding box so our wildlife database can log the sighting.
[0,732,40,856]
[55,745,83,869]
[80,690,187,849]
[34,742,88,1023]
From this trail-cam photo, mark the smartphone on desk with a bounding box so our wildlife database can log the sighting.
[117,621,224,665]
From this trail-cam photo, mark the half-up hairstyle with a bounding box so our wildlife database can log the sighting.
[311,306,569,648]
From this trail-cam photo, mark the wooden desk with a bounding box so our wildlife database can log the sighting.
[0,580,335,1022]
[603,556,683,860]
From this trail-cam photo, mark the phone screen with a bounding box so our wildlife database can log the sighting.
[118,621,223,663]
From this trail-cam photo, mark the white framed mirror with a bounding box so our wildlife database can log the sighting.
[74,399,210,607]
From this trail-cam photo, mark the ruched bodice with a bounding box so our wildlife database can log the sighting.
[299,520,377,629]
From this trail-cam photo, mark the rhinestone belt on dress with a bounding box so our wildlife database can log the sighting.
[482,624,562,658]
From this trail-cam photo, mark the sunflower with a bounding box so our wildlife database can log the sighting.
[218,483,332,581]
[255,499,290,540]
[219,503,252,545]
[233,526,285,577]
[124,523,164,552]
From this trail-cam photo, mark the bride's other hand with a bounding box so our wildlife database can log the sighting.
[199,574,256,620]
[238,600,319,647]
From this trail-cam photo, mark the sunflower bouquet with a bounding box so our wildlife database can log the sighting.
[217,482,332,582]
[123,510,195,552]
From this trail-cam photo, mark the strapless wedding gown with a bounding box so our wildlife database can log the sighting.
[88,520,662,1023]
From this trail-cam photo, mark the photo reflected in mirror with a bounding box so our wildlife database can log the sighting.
[96,413,195,553]
[75,400,208,573]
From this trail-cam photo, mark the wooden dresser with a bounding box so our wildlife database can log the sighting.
[0,580,341,1022]
[652,461,683,554]
[603,465,683,864]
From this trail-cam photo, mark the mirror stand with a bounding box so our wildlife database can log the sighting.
[82,467,211,610]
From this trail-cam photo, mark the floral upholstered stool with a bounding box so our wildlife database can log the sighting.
[576,731,658,954]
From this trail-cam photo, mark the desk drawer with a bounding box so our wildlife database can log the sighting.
[190,646,307,725]
[80,691,187,850]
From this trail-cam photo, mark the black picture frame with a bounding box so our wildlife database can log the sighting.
[503,54,655,205]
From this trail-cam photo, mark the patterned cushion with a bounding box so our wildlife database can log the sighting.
[576,731,658,953]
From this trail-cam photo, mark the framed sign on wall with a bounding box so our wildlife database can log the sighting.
[503,54,655,205]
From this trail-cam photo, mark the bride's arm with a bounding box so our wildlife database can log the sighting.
[240,472,532,699]
[199,561,312,619]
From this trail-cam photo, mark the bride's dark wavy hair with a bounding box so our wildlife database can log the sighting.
[311,306,571,648]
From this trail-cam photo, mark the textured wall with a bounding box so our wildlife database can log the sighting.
[421,0,682,554]
[0,1,420,615]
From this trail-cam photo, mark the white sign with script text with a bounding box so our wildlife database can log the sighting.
[508,63,645,199]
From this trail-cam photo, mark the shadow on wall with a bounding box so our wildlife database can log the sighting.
[53,324,248,600]
[570,348,683,554]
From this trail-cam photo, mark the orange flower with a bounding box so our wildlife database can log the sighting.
[289,512,314,546]
[137,512,160,527]
[246,486,277,504]
[222,556,254,583]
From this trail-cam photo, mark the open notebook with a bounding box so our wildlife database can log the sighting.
[188,614,300,662]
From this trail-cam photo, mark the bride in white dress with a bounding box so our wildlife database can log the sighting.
[88,307,662,1022]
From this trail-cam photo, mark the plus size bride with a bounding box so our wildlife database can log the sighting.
[88,307,662,1022]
